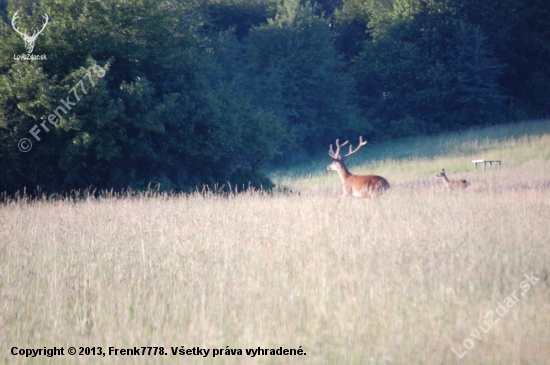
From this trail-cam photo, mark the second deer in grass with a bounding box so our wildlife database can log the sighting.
[327,136,390,198]
[436,169,470,189]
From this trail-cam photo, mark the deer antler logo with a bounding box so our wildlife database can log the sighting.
[11,11,49,54]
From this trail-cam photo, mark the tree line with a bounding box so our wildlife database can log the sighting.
[0,0,548,195]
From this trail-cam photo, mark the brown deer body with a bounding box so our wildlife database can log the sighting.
[327,137,390,198]
[436,169,470,189]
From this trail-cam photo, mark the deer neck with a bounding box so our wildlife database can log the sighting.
[337,164,353,183]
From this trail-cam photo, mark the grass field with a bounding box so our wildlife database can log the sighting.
[1,120,550,364]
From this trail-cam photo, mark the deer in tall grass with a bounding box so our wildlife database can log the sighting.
[436,169,470,189]
[327,136,390,199]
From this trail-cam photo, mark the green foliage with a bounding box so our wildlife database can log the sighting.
[351,5,506,139]
[0,0,281,195]
[333,0,371,62]
[245,0,362,154]
[441,0,550,117]
[448,22,506,124]
[204,0,277,40]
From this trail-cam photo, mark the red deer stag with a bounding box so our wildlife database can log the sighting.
[327,136,390,199]
[436,169,470,189]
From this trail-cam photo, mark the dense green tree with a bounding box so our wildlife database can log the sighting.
[203,0,277,40]
[439,0,550,117]
[245,0,362,154]
[351,5,506,138]
[332,0,371,62]
[448,22,505,125]
[0,0,282,195]
[309,0,342,26]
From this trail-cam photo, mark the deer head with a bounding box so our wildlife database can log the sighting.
[327,136,367,173]
[436,169,448,179]
[12,11,49,54]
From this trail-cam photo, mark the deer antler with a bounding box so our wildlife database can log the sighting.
[32,14,49,38]
[11,11,28,38]
[342,136,367,159]
[329,139,349,159]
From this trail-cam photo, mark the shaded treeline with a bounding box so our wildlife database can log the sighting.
[0,0,548,194]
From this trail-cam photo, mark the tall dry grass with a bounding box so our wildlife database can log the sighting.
[1,121,549,364]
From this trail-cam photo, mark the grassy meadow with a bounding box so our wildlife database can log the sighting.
[1,120,550,364]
